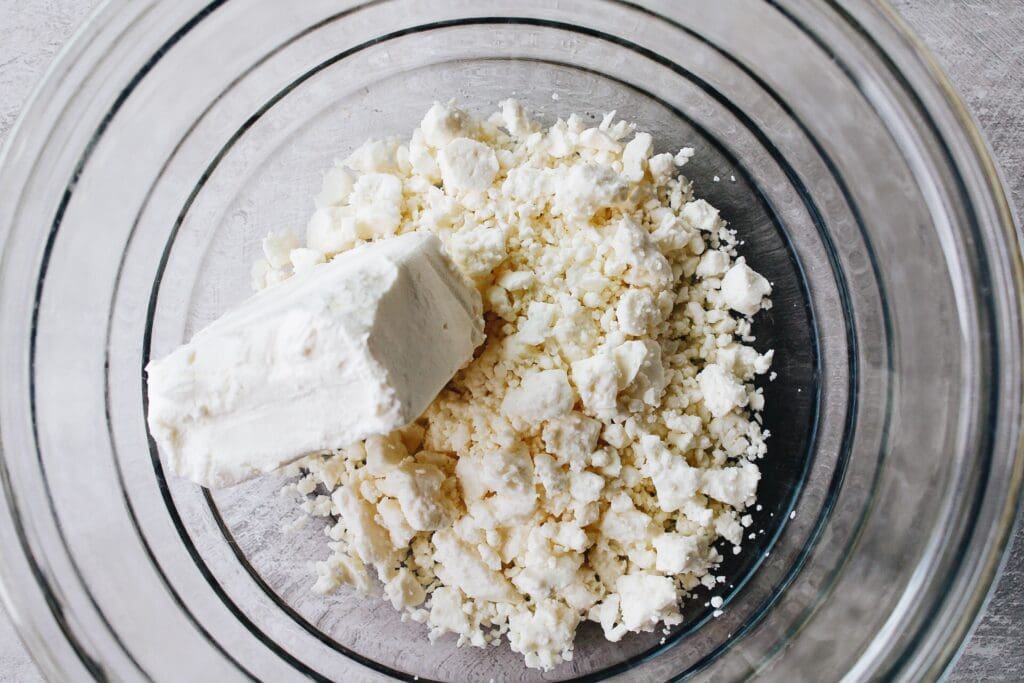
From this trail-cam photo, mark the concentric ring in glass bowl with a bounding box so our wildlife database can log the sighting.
[0,1,1020,681]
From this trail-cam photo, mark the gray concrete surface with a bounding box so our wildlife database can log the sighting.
[0,0,1021,680]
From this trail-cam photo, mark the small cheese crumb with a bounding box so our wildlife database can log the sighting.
[721,258,772,316]
[502,369,575,425]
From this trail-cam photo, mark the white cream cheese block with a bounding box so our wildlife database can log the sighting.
[146,232,484,488]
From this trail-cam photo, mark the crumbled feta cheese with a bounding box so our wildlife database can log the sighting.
[621,132,653,182]
[613,340,667,407]
[264,101,773,672]
[331,485,397,578]
[516,301,557,345]
[315,164,356,208]
[385,568,426,610]
[289,247,324,274]
[697,364,748,418]
[497,98,538,138]
[696,249,730,277]
[498,270,534,291]
[447,225,506,279]
[508,599,580,670]
[420,102,474,148]
[262,231,300,269]
[551,163,629,222]
[616,288,659,336]
[438,137,499,195]
[615,573,683,632]
[432,529,516,602]
[681,199,722,233]
[427,586,472,640]
[542,412,601,469]
[306,206,358,256]
[642,435,700,512]
[377,459,455,530]
[457,445,537,527]
[572,350,622,420]
[351,172,404,238]
[674,146,695,165]
[720,258,772,316]
[610,217,674,288]
[502,369,575,425]
[701,460,761,508]
[653,533,699,574]
[648,153,675,183]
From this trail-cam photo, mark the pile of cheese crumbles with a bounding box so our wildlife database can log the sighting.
[259,101,774,670]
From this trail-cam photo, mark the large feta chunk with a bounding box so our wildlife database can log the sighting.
[146,233,483,488]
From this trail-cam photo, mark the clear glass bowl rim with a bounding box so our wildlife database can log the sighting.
[0,1,1021,681]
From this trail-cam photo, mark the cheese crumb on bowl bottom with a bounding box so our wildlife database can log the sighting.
[258,100,778,671]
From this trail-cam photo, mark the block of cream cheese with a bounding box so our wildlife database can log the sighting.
[146,232,484,488]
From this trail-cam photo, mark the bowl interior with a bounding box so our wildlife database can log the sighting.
[6,2,1018,682]
[151,57,819,681]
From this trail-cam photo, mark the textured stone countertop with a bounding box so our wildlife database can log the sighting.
[0,0,1021,680]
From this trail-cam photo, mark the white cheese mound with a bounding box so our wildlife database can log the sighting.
[147,233,483,488]
[269,101,774,671]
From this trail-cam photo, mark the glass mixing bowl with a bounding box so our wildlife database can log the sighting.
[0,1,1021,681]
